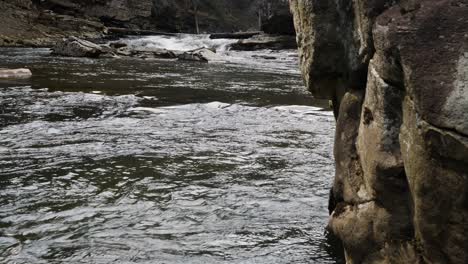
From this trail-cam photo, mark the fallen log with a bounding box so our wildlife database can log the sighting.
[106,27,177,37]
[209,31,262,39]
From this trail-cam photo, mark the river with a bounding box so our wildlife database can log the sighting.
[0,34,343,263]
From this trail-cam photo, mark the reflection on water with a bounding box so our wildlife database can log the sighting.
[0,35,343,264]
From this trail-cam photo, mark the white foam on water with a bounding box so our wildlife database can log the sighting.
[124,34,237,52]
[122,34,301,74]
[128,107,168,114]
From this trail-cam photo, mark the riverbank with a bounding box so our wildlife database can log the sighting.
[0,0,104,47]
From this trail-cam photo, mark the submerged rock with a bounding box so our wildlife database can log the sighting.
[229,35,297,51]
[52,37,103,57]
[177,48,218,62]
[0,68,32,79]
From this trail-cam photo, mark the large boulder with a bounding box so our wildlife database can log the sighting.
[291,0,468,263]
[52,36,103,57]
[0,68,32,79]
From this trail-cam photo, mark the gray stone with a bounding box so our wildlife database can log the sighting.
[0,68,32,79]
[177,48,218,62]
[52,37,103,57]
[291,0,468,263]
[228,35,297,51]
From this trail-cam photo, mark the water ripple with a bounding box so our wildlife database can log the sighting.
[0,45,342,263]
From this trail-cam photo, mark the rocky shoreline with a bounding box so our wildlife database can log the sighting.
[49,34,296,59]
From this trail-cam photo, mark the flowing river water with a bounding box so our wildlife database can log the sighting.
[0,35,343,263]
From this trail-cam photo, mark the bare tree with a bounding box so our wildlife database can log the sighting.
[192,0,200,34]
[256,0,266,30]
[256,0,289,30]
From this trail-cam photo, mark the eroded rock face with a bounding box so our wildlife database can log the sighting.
[290,0,391,103]
[291,0,468,263]
[83,0,153,24]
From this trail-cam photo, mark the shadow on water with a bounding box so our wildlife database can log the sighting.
[0,39,343,263]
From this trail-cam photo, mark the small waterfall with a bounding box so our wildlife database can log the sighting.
[123,34,237,52]
[119,33,300,75]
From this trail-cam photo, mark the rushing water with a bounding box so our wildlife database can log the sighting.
[0,35,343,263]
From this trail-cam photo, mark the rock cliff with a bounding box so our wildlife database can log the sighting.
[0,0,292,47]
[290,0,468,263]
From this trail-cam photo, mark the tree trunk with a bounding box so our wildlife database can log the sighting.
[258,10,262,30]
[192,0,200,34]
[195,9,199,34]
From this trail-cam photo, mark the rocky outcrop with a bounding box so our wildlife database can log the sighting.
[49,36,224,62]
[52,37,103,57]
[0,0,106,47]
[229,35,297,51]
[290,0,468,263]
[49,37,180,59]
[30,0,154,29]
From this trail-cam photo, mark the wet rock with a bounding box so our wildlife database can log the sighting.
[177,48,218,62]
[229,35,297,51]
[109,41,127,49]
[114,47,177,59]
[136,50,177,59]
[52,37,103,57]
[115,47,133,57]
[99,52,120,59]
[0,68,32,79]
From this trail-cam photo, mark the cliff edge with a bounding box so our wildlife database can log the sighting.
[290,0,468,263]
